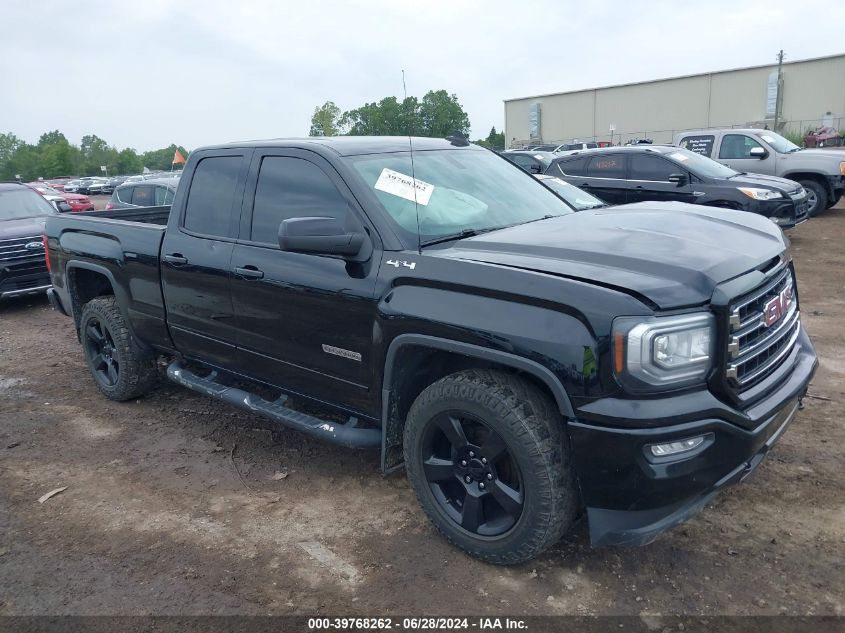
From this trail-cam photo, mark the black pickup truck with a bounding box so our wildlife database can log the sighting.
[44,137,817,564]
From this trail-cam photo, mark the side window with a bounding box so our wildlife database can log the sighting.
[116,186,133,204]
[719,134,763,159]
[131,185,154,206]
[154,186,174,206]
[679,135,715,157]
[183,156,243,238]
[507,154,538,172]
[585,155,626,178]
[556,156,589,176]
[250,156,349,245]
[629,154,677,181]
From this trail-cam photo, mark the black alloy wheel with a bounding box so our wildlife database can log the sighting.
[84,316,121,387]
[421,411,525,537]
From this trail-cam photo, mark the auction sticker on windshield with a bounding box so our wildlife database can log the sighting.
[669,152,690,162]
[374,168,435,205]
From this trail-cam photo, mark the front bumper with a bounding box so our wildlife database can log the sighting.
[568,325,817,547]
[752,192,809,228]
[0,257,51,300]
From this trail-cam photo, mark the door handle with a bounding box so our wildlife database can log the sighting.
[233,266,264,280]
[163,253,188,265]
[579,183,590,188]
[635,185,644,189]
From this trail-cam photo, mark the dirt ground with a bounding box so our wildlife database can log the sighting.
[0,200,843,617]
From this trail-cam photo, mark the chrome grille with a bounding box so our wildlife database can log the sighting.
[726,266,800,391]
[0,235,44,263]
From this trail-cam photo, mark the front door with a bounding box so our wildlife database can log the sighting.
[717,133,777,175]
[626,153,695,204]
[161,151,250,366]
[229,150,380,416]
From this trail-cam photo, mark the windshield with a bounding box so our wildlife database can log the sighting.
[0,188,57,220]
[754,131,801,153]
[665,147,738,179]
[345,149,573,247]
[538,177,606,210]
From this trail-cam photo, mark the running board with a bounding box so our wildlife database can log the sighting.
[166,361,380,449]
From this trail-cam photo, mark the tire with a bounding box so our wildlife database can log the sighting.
[79,296,158,401]
[799,180,828,217]
[403,369,578,565]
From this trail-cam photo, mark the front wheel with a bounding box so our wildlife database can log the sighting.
[403,370,579,565]
[80,296,158,401]
[799,180,828,217]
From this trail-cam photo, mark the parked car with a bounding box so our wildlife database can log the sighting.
[500,150,557,174]
[87,178,113,195]
[533,174,608,210]
[527,144,559,151]
[0,182,55,300]
[45,136,816,564]
[554,142,599,152]
[26,183,95,212]
[674,128,845,215]
[549,145,810,228]
[105,178,177,210]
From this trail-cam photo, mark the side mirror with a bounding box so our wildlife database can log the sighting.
[668,173,688,186]
[57,202,73,213]
[749,147,768,159]
[528,163,542,174]
[278,217,370,259]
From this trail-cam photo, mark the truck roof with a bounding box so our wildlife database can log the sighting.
[196,136,478,157]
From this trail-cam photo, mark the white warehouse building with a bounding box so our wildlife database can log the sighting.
[504,53,845,148]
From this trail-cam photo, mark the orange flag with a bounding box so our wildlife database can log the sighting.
[172,149,186,164]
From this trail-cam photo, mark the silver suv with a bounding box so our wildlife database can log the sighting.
[673,128,845,216]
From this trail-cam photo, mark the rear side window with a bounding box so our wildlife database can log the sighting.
[116,186,133,204]
[629,154,676,181]
[585,155,626,178]
[131,185,154,206]
[183,156,243,238]
[678,135,715,157]
[250,156,349,245]
[154,186,174,206]
[555,156,589,176]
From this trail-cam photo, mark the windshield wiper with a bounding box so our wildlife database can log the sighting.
[420,227,498,247]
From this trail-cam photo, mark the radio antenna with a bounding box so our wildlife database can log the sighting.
[402,69,422,255]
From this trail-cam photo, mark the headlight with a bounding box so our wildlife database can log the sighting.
[737,187,783,200]
[612,313,714,392]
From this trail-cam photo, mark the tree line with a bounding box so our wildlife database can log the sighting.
[309,90,504,149]
[0,130,188,182]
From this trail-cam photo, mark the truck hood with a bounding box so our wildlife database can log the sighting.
[779,148,845,172]
[434,203,786,309]
[0,216,50,240]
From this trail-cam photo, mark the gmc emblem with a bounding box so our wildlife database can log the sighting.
[763,285,793,327]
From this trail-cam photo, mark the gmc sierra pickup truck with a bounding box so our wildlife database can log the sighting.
[44,137,817,564]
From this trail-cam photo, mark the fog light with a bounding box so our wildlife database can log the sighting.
[649,436,706,457]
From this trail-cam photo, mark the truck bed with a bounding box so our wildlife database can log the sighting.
[72,205,171,225]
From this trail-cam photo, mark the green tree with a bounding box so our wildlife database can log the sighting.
[115,148,142,175]
[0,132,24,179]
[418,90,470,137]
[309,101,342,137]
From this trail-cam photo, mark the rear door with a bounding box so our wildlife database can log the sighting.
[572,154,629,204]
[228,149,381,414]
[161,150,251,366]
[717,133,777,175]
[626,153,695,204]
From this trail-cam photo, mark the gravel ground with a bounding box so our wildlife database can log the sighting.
[0,201,843,616]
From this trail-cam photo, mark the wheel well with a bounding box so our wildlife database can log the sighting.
[710,201,742,210]
[67,267,115,330]
[381,345,563,471]
[786,173,832,198]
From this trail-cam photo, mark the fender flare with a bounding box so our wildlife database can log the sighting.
[65,261,145,348]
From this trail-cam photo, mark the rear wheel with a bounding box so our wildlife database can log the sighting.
[80,296,158,401]
[799,180,828,216]
[403,369,578,565]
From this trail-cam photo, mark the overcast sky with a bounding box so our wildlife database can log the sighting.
[2,0,843,152]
